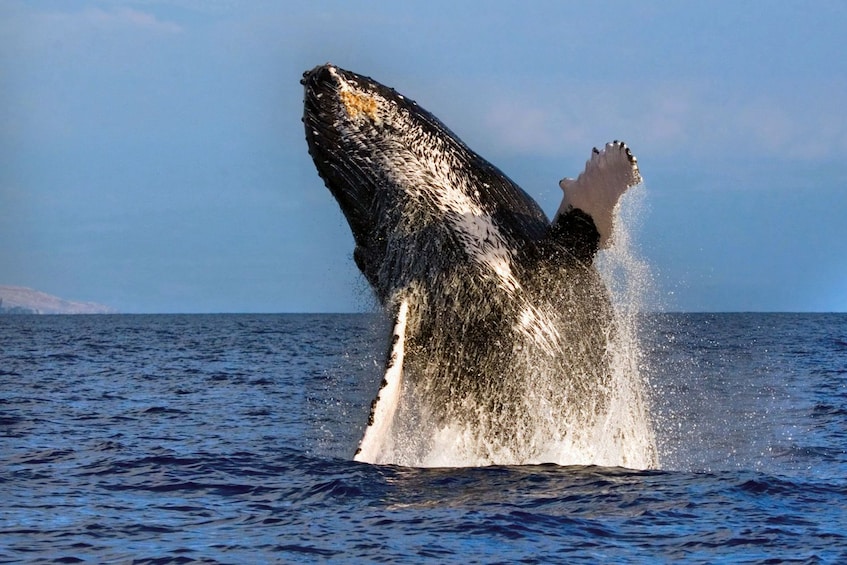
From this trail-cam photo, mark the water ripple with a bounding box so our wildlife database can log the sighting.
[1,314,846,562]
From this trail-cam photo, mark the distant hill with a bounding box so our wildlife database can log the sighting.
[0,286,116,315]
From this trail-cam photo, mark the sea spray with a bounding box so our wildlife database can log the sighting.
[594,183,658,469]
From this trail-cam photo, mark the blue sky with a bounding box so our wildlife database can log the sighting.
[2,0,845,313]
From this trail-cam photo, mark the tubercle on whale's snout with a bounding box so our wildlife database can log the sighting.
[299,64,327,86]
[301,63,335,87]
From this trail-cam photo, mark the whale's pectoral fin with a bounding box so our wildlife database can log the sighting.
[552,141,642,256]
[354,298,409,463]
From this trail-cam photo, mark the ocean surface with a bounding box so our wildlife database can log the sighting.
[2,313,846,563]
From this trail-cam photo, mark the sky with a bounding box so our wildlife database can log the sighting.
[1,0,846,313]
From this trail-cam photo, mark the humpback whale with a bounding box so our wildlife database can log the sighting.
[302,64,656,468]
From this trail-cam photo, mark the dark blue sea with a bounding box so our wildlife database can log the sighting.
[2,313,846,563]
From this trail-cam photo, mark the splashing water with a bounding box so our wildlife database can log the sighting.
[593,183,658,469]
[357,185,658,470]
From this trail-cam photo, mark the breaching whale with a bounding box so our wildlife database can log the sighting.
[301,64,655,467]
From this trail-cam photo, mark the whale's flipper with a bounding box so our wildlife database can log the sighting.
[555,141,641,250]
[354,299,409,463]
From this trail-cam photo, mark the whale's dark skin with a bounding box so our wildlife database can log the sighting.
[301,64,647,465]
[302,66,602,286]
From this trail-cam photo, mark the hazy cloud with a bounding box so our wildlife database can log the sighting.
[83,6,183,33]
[0,4,182,51]
[477,79,847,164]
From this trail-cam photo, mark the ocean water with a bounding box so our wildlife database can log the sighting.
[1,313,846,563]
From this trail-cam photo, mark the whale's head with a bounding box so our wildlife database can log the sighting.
[302,64,469,244]
[301,64,551,294]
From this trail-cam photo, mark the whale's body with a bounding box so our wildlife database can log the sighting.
[302,64,655,467]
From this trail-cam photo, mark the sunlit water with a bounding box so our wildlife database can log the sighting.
[2,313,846,562]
